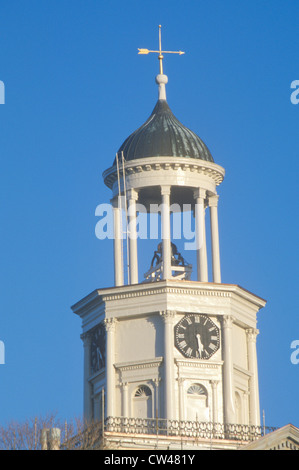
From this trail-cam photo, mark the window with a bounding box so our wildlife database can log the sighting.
[133,385,153,419]
[186,383,209,421]
[134,385,152,397]
[187,384,207,397]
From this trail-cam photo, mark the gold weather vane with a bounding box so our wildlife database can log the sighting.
[138,25,185,75]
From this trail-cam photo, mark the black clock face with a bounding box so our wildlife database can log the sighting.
[174,314,220,359]
[90,323,106,374]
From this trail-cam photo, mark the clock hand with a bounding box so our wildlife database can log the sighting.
[196,333,204,358]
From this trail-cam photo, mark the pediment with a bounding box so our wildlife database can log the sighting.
[241,424,299,450]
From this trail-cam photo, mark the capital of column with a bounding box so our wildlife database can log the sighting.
[193,188,206,201]
[246,328,259,342]
[222,315,235,329]
[120,381,129,389]
[80,332,91,346]
[104,317,118,332]
[153,377,161,387]
[161,185,171,196]
[208,194,219,207]
[111,196,121,208]
[127,188,139,201]
[210,379,219,389]
[160,310,176,323]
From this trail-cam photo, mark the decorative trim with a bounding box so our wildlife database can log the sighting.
[115,357,163,372]
[103,157,225,189]
[72,282,266,319]
[175,358,223,370]
[102,286,232,302]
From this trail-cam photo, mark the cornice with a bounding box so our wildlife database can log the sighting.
[71,288,104,316]
[233,363,253,378]
[101,285,232,302]
[103,156,225,190]
[114,357,163,372]
[175,358,223,370]
[72,281,266,318]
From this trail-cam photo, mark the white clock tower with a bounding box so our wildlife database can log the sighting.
[72,29,270,450]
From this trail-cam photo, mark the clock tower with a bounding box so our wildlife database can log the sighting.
[72,29,268,450]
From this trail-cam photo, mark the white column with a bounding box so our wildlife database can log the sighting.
[178,378,185,422]
[246,328,260,426]
[121,382,129,418]
[81,333,93,422]
[210,380,219,423]
[209,195,221,283]
[160,310,176,420]
[243,390,250,425]
[222,315,236,424]
[194,188,208,282]
[127,189,138,284]
[153,378,160,419]
[104,318,117,418]
[112,197,124,287]
[161,186,172,280]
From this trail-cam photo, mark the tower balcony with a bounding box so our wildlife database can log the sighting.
[104,416,277,443]
[62,416,278,450]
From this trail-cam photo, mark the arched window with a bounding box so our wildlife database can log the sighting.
[186,383,209,421]
[134,385,152,398]
[133,385,153,419]
[187,384,207,397]
[187,384,208,406]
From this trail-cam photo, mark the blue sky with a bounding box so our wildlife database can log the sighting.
[0,0,298,429]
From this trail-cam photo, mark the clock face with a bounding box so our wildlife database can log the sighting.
[174,314,220,359]
[90,323,106,374]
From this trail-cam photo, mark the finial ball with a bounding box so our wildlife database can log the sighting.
[155,74,168,85]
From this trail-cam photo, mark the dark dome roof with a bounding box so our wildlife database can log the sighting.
[116,99,213,163]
